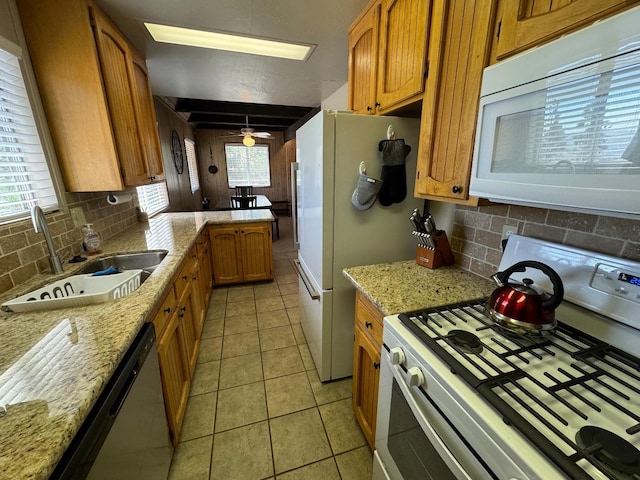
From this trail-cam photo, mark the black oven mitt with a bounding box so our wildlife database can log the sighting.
[378,139,411,206]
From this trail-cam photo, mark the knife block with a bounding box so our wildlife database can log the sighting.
[416,231,455,269]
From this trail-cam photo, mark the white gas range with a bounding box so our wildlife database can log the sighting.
[374,235,640,480]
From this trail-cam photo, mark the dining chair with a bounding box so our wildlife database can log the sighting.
[230,195,256,209]
[235,186,253,197]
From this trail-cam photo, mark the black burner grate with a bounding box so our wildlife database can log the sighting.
[399,299,640,480]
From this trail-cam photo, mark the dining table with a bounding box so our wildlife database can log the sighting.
[213,194,272,211]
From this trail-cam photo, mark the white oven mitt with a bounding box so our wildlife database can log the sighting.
[351,163,382,210]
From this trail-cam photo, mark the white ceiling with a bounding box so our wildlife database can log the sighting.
[95,0,371,108]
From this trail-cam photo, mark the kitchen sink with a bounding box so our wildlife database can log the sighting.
[77,250,168,275]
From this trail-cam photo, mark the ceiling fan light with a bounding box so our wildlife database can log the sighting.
[243,136,256,147]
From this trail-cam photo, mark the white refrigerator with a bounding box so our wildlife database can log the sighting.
[293,110,422,381]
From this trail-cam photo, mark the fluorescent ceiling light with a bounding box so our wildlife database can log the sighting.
[144,22,314,61]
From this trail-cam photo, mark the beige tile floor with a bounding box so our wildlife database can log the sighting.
[168,216,373,480]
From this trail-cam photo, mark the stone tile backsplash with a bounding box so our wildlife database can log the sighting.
[0,191,138,295]
[451,204,640,279]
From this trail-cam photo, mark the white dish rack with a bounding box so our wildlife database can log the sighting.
[1,270,143,313]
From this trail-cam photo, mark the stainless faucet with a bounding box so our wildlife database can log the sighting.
[31,205,63,274]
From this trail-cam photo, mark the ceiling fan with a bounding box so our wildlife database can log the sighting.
[225,116,272,146]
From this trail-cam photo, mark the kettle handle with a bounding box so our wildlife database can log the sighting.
[495,260,564,310]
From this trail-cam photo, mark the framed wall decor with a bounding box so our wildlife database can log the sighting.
[171,129,184,174]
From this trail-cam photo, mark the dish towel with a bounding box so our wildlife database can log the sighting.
[378,139,411,206]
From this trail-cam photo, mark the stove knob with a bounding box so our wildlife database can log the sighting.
[390,347,405,365]
[407,367,425,388]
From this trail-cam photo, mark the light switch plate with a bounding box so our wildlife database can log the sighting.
[70,207,86,227]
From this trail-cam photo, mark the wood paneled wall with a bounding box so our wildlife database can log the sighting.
[154,98,201,212]
[195,130,295,209]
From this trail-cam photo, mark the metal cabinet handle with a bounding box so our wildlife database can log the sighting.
[452,185,462,194]
[365,321,372,328]
[163,307,171,313]
[182,275,188,280]
[374,362,380,370]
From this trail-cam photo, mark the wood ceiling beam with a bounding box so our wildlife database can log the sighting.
[187,113,294,128]
[174,98,315,119]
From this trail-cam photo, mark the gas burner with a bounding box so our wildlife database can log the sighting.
[445,329,483,355]
[492,324,553,346]
[576,426,640,477]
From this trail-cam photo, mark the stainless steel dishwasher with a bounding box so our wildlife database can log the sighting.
[51,323,172,479]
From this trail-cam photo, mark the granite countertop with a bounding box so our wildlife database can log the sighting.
[0,209,273,480]
[343,261,496,316]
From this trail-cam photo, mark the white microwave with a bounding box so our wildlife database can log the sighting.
[470,6,640,218]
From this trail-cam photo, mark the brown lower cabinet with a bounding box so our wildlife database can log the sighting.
[209,222,274,285]
[151,231,214,448]
[352,291,384,450]
[156,303,190,447]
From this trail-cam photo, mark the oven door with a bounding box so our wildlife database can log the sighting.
[374,346,494,480]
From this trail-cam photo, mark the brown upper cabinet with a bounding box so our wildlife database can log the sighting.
[17,0,164,192]
[491,0,639,63]
[348,0,431,115]
[414,0,497,204]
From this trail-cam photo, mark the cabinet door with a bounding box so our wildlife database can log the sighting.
[131,49,165,182]
[16,0,124,193]
[209,226,243,285]
[493,0,635,61]
[375,0,430,112]
[414,0,495,203]
[348,2,380,115]
[151,286,176,340]
[189,259,205,339]
[239,224,273,283]
[352,325,381,450]
[157,314,190,447]
[91,7,150,187]
[178,289,199,377]
[201,242,213,304]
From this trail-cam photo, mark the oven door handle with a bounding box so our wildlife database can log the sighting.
[391,361,475,480]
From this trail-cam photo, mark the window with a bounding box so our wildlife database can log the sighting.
[136,182,169,217]
[225,143,271,188]
[0,40,58,222]
[184,138,200,194]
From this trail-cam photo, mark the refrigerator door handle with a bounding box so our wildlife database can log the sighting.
[291,162,300,249]
[294,259,320,300]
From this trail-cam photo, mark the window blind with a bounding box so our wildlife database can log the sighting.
[136,182,169,217]
[0,45,57,221]
[184,138,200,194]
[224,143,271,187]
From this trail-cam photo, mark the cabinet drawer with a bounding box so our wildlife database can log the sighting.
[196,231,209,257]
[355,292,384,346]
[152,286,176,339]
[174,249,196,297]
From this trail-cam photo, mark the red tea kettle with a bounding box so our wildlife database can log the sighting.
[485,260,564,335]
